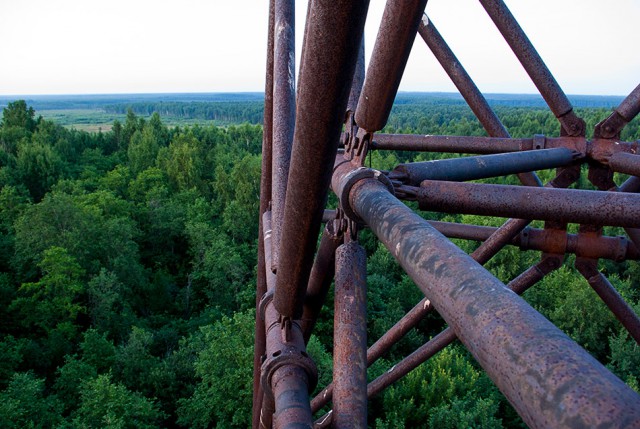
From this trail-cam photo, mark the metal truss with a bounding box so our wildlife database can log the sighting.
[253,0,640,427]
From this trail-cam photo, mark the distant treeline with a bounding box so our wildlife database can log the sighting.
[104,101,264,125]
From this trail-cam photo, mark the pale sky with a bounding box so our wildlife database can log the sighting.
[0,0,638,96]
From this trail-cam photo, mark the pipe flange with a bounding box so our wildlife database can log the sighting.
[260,345,318,403]
[258,290,275,322]
[336,166,395,224]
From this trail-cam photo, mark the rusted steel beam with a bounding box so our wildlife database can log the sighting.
[470,218,531,265]
[355,0,428,132]
[608,152,640,177]
[413,180,640,228]
[260,211,318,429]
[347,39,365,113]
[338,171,640,427]
[274,0,370,319]
[389,148,578,185]
[313,255,561,427]
[301,221,343,343]
[333,242,368,428]
[311,296,434,414]
[575,258,640,345]
[417,13,542,187]
[270,0,297,273]
[371,133,526,153]
[253,2,276,425]
[595,83,640,138]
[418,14,507,137]
[364,255,562,400]
[620,175,640,193]
[429,221,640,261]
[479,0,585,137]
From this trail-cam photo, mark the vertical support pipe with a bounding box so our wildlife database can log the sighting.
[301,221,343,343]
[274,0,370,319]
[356,0,428,132]
[271,0,296,272]
[333,242,368,428]
[575,258,640,345]
[261,212,318,428]
[479,0,585,136]
[253,2,275,426]
[348,39,366,113]
[346,176,640,428]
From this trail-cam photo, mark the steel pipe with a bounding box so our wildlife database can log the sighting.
[575,258,640,345]
[390,148,578,185]
[342,172,640,428]
[418,14,507,137]
[301,221,343,343]
[428,221,639,261]
[270,0,297,273]
[479,0,585,136]
[347,39,365,113]
[253,3,276,424]
[310,297,434,414]
[333,242,368,428]
[609,152,640,177]
[274,0,370,319]
[596,83,640,138]
[355,0,428,132]
[371,133,526,153]
[415,180,640,228]
[313,255,561,427]
[260,211,317,428]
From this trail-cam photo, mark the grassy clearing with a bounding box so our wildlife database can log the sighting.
[38,108,222,132]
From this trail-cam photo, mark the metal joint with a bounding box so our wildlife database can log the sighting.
[533,134,546,149]
[260,342,319,404]
[333,164,395,224]
[258,290,275,322]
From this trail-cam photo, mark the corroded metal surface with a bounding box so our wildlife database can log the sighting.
[255,0,640,427]
[333,242,368,428]
[273,0,370,320]
[347,176,640,428]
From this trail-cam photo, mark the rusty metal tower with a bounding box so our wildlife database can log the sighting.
[252,0,640,427]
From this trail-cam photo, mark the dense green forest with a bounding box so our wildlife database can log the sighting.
[0,98,638,428]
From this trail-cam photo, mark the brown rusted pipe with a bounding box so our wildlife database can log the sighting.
[417,13,542,187]
[608,152,640,177]
[418,14,507,137]
[310,297,434,414]
[333,242,368,428]
[575,258,640,345]
[365,255,561,399]
[310,246,562,416]
[390,148,578,185]
[253,3,276,425]
[470,218,531,265]
[347,38,365,113]
[620,175,640,193]
[596,83,640,138]
[274,0,370,319]
[301,221,343,343]
[270,0,296,273]
[355,0,428,132]
[415,180,640,228]
[313,256,561,427]
[479,0,585,137]
[260,211,317,428]
[371,133,526,153]
[342,173,640,427]
[428,221,639,261]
